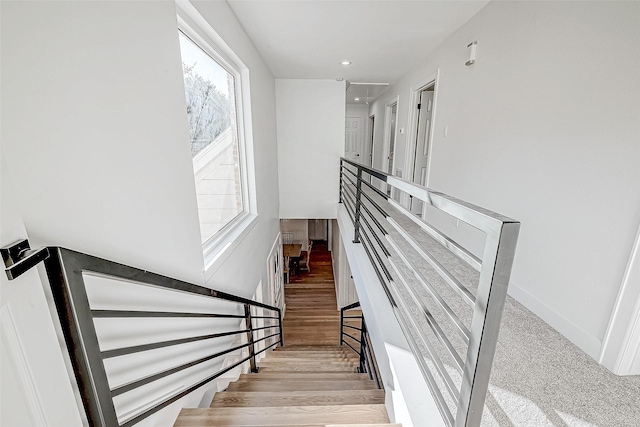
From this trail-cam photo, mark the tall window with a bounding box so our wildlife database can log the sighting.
[178,31,245,244]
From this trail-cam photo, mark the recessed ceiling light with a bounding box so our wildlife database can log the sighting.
[336,78,344,81]
[341,60,351,66]
[354,97,360,101]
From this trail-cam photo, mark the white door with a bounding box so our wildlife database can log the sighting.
[345,116,364,163]
[410,89,434,214]
[1,165,83,426]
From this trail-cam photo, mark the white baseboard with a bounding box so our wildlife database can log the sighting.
[508,281,602,360]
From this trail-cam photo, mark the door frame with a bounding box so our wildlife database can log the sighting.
[367,113,375,168]
[600,224,640,374]
[402,69,440,208]
[383,96,400,175]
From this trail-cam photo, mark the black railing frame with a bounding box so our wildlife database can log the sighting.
[2,241,284,427]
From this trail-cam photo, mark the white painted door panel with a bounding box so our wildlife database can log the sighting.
[411,90,434,214]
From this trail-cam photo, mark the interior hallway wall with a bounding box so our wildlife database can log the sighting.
[276,79,346,219]
[1,0,280,423]
[368,1,640,360]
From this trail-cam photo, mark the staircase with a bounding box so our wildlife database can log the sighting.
[174,241,398,426]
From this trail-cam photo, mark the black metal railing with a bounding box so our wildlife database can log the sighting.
[2,239,283,427]
[339,157,520,427]
[340,301,382,389]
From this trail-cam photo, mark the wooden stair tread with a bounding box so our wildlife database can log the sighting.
[174,405,389,426]
[226,380,375,392]
[239,372,368,380]
[211,390,385,407]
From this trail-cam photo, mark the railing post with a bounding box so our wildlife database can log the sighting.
[278,308,284,347]
[339,307,344,346]
[353,167,363,243]
[339,158,343,204]
[359,313,367,373]
[244,304,258,373]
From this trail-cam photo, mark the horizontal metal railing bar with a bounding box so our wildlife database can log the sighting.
[341,165,358,178]
[119,340,280,427]
[341,158,389,182]
[360,211,391,257]
[359,175,389,201]
[359,233,397,306]
[360,226,393,283]
[385,236,471,344]
[60,249,281,313]
[342,169,359,188]
[110,341,251,397]
[342,315,363,318]
[101,329,249,359]
[342,301,361,311]
[342,194,357,226]
[358,197,389,235]
[358,185,390,218]
[253,332,281,345]
[343,340,359,355]
[396,300,454,427]
[387,199,482,272]
[341,183,358,209]
[343,332,362,344]
[251,325,279,332]
[91,310,246,319]
[341,157,517,233]
[388,218,476,308]
[342,324,362,331]
[387,255,464,374]
[250,315,281,319]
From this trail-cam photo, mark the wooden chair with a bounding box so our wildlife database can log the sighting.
[299,243,312,273]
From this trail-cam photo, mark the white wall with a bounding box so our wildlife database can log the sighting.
[276,79,346,219]
[368,1,640,359]
[1,0,279,423]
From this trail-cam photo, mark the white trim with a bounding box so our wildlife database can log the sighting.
[508,281,603,360]
[383,96,400,174]
[203,214,258,281]
[600,224,640,375]
[403,70,440,208]
[0,305,48,427]
[176,1,259,263]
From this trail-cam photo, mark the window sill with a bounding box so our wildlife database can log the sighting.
[202,213,259,282]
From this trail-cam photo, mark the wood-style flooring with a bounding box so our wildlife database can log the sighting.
[174,240,397,426]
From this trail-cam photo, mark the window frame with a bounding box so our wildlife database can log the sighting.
[176,1,258,277]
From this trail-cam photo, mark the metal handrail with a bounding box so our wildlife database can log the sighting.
[339,157,520,427]
[339,302,382,389]
[1,240,284,427]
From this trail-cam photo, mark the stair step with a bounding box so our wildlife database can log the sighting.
[265,353,357,360]
[226,379,376,392]
[275,345,345,351]
[211,390,385,407]
[260,358,356,365]
[239,372,369,380]
[174,404,389,426]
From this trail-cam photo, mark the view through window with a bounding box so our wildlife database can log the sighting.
[178,31,244,244]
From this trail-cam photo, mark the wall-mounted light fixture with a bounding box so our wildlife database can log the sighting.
[466,41,478,66]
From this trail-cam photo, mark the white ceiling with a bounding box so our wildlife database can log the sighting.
[227,0,489,84]
[346,83,389,104]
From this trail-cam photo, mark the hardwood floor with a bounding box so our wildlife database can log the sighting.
[285,240,340,346]
[173,241,396,426]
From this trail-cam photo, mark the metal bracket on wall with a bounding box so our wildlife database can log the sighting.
[1,239,50,280]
